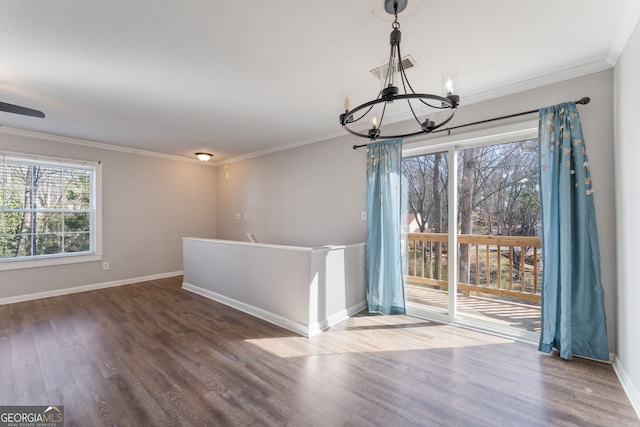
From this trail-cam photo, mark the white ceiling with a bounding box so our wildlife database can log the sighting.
[1,1,639,162]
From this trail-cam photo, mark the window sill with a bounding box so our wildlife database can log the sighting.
[0,254,103,271]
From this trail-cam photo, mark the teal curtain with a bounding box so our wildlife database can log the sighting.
[366,138,406,315]
[538,102,609,361]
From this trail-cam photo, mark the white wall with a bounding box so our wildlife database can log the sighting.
[614,18,640,413]
[182,239,366,336]
[216,137,367,247]
[218,70,618,351]
[0,131,217,300]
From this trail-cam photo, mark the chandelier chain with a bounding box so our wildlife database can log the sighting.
[392,0,400,29]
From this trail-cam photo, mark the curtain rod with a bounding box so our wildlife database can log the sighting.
[352,96,591,150]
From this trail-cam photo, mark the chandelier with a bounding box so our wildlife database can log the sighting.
[339,0,460,140]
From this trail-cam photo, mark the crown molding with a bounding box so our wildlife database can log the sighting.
[213,128,350,166]
[462,58,612,107]
[0,125,214,166]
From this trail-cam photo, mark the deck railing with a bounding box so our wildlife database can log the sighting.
[405,232,542,303]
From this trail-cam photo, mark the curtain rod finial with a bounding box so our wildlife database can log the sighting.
[576,97,590,105]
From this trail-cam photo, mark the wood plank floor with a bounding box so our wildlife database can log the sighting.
[0,276,637,426]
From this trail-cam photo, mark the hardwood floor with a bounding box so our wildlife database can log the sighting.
[1,276,638,426]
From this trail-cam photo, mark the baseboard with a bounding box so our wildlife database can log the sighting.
[329,300,368,326]
[182,282,366,338]
[182,282,310,337]
[613,356,640,420]
[311,300,368,335]
[0,271,182,305]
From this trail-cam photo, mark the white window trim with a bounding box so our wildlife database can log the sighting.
[403,120,538,157]
[0,254,103,271]
[0,151,103,271]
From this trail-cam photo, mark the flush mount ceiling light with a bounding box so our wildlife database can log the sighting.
[339,0,460,140]
[195,152,213,162]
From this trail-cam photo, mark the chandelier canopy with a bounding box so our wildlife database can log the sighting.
[339,0,460,140]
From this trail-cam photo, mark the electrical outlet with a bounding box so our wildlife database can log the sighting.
[361,211,367,221]
[103,262,110,271]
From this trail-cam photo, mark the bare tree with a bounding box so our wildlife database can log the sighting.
[2,164,91,257]
[457,148,476,283]
[403,139,540,286]
[404,156,433,232]
[431,153,444,277]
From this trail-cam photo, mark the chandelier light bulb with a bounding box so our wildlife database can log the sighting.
[368,116,381,139]
[445,78,454,95]
[442,69,459,97]
[340,90,352,112]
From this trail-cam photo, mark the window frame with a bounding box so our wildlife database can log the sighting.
[0,151,102,271]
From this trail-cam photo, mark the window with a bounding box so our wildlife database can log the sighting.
[0,153,101,269]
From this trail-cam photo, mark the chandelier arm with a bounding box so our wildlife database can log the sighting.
[378,101,388,128]
[384,45,396,88]
[404,97,424,127]
[396,41,455,109]
[341,89,383,125]
[343,93,454,126]
[343,109,457,140]
[350,103,377,124]
[343,126,428,140]
[342,93,455,127]
[398,55,418,99]
[398,44,454,112]
[381,109,455,138]
[342,98,385,126]
[396,42,423,98]
[395,44,427,128]
[428,109,456,132]
[346,108,457,141]
[396,43,416,95]
[417,99,449,109]
[399,51,446,110]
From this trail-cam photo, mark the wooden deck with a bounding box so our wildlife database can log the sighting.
[405,283,542,333]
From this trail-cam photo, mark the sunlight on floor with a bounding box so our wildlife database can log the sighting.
[245,315,514,358]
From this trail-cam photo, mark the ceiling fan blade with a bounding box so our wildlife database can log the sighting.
[0,101,45,118]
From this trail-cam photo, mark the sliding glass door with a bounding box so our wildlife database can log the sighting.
[403,151,450,316]
[402,127,541,340]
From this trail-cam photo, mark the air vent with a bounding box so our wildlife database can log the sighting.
[369,55,417,80]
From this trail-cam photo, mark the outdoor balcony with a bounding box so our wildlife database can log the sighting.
[405,232,541,333]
